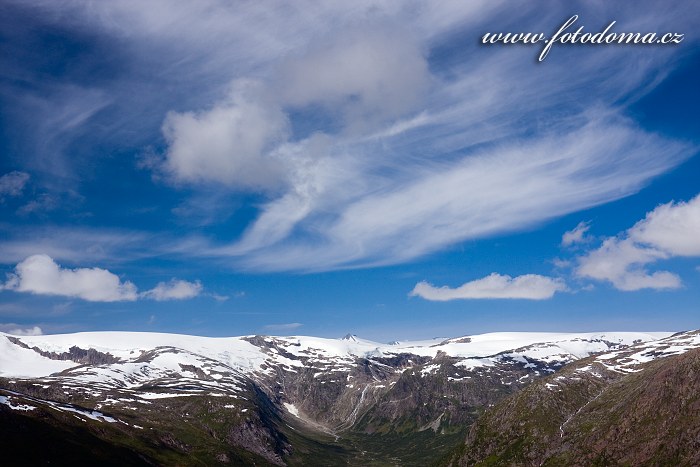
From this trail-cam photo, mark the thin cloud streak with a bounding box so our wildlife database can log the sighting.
[0,325,43,336]
[0,171,30,200]
[141,279,203,301]
[227,117,691,271]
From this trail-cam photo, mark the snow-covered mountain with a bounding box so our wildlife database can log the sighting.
[0,330,676,420]
[1,329,698,466]
[1,329,671,379]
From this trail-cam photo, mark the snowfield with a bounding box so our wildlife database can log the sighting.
[0,330,675,381]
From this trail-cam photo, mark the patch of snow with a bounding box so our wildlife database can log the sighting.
[283,402,299,417]
[0,395,36,411]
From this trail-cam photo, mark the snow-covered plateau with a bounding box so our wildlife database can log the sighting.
[0,329,692,400]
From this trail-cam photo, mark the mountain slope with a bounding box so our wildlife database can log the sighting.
[445,330,700,466]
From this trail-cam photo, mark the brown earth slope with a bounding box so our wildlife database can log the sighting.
[446,346,700,466]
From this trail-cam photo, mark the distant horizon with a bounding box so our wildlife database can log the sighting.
[1,327,682,345]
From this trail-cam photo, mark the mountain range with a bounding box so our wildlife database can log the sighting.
[1,329,698,465]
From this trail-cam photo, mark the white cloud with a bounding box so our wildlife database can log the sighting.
[124,2,691,272]
[230,118,691,271]
[628,195,700,256]
[410,273,567,301]
[276,26,430,130]
[162,79,289,190]
[4,1,697,273]
[2,255,206,302]
[0,324,43,336]
[576,193,700,291]
[3,254,137,302]
[551,258,572,269]
[209,293,230,302]
[561,221,591,247]
[0,171,30,200]
[576,238,680,291]
[141,279,202,301]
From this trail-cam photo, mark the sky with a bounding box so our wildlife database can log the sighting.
[0,1,698,341]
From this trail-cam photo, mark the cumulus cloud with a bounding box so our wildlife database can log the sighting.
[0,171,30,200]
[3,254,138,302]
[0,324,43,336]
[276,26,430,130]
[2,255,205,302]
[141,279,203,301]
[628,195,700,256]
[410,273,567,301]
[562,221,591,247]
[162,80,289,190]
[576,238,681,291]
[576,193,700,291]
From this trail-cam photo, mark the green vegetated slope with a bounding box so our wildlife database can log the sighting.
[0,385,368,466]
[444,347,700,466]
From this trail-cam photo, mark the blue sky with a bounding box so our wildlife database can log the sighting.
[0,1,698,341]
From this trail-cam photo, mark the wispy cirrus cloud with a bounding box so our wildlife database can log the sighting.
[0,171,30,200]
[0,324,43,336]
[562,221,591,248]
[222,117,691,271]
[0,226,154,265]
[153,3,693,272]
[411,273,566,301]
[2,1,697,274]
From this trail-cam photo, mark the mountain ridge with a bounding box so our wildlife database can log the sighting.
[1,329,697,465]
